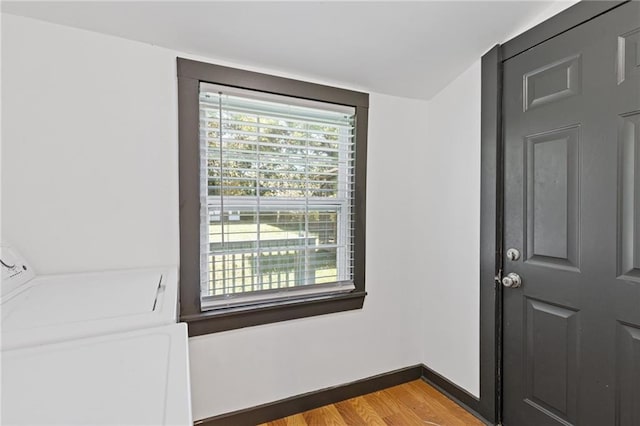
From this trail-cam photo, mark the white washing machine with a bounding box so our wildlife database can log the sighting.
[1,244,178,350]
[1,323,193,425]
[1,244,192,425]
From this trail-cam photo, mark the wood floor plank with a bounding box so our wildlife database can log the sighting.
[303,405,344,426]
[262,379,483,426]
[361,391,398,418]
[382,410,434,426]
[346,397,386,426]
[333,400,366,425]
[377,391,432,426]
[284,414,309,426]
[301,408,324,426]
[382,384,447,425]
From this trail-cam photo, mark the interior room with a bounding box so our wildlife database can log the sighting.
[2,1,638,425]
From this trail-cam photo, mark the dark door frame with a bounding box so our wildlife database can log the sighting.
[478,1,630,424]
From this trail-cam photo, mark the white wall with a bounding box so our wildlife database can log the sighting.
[1,14,179,274]
[420,60,482,397]
[1,14,428,420]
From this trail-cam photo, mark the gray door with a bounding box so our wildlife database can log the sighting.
[502,2,640,425]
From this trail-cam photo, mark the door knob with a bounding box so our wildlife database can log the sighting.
[502,272,522,288]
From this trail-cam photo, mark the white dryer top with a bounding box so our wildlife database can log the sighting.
[0,244,35,296]
[1,323,192,426]
[1,266,178,350]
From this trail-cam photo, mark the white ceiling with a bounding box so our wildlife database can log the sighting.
[2,1,560,100]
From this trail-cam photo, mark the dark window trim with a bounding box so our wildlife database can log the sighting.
[479,1,629,424]
[177,58,368,336]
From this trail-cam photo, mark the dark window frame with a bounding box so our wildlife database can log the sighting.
[177,58,368,336]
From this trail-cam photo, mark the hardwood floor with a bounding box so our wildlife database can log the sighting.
[259,379,484,426]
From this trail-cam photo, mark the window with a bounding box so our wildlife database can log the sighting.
[200,85,356,309]
[177,59,368,335]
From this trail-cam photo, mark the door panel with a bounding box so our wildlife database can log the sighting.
[502,2,640,425]
[525,125,580,269]
[524,298,579,424]
[618,28,640,85]
[616,322,640,426]
[524,54,582,111]
[618,112,640,280]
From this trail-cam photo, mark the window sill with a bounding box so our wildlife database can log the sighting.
[181,291,366,336]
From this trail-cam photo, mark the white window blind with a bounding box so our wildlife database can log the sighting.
[199,83,356,310]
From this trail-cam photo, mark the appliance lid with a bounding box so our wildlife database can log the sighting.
[1,268,164,330]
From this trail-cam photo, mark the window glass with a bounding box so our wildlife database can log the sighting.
[199,86,356,310]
